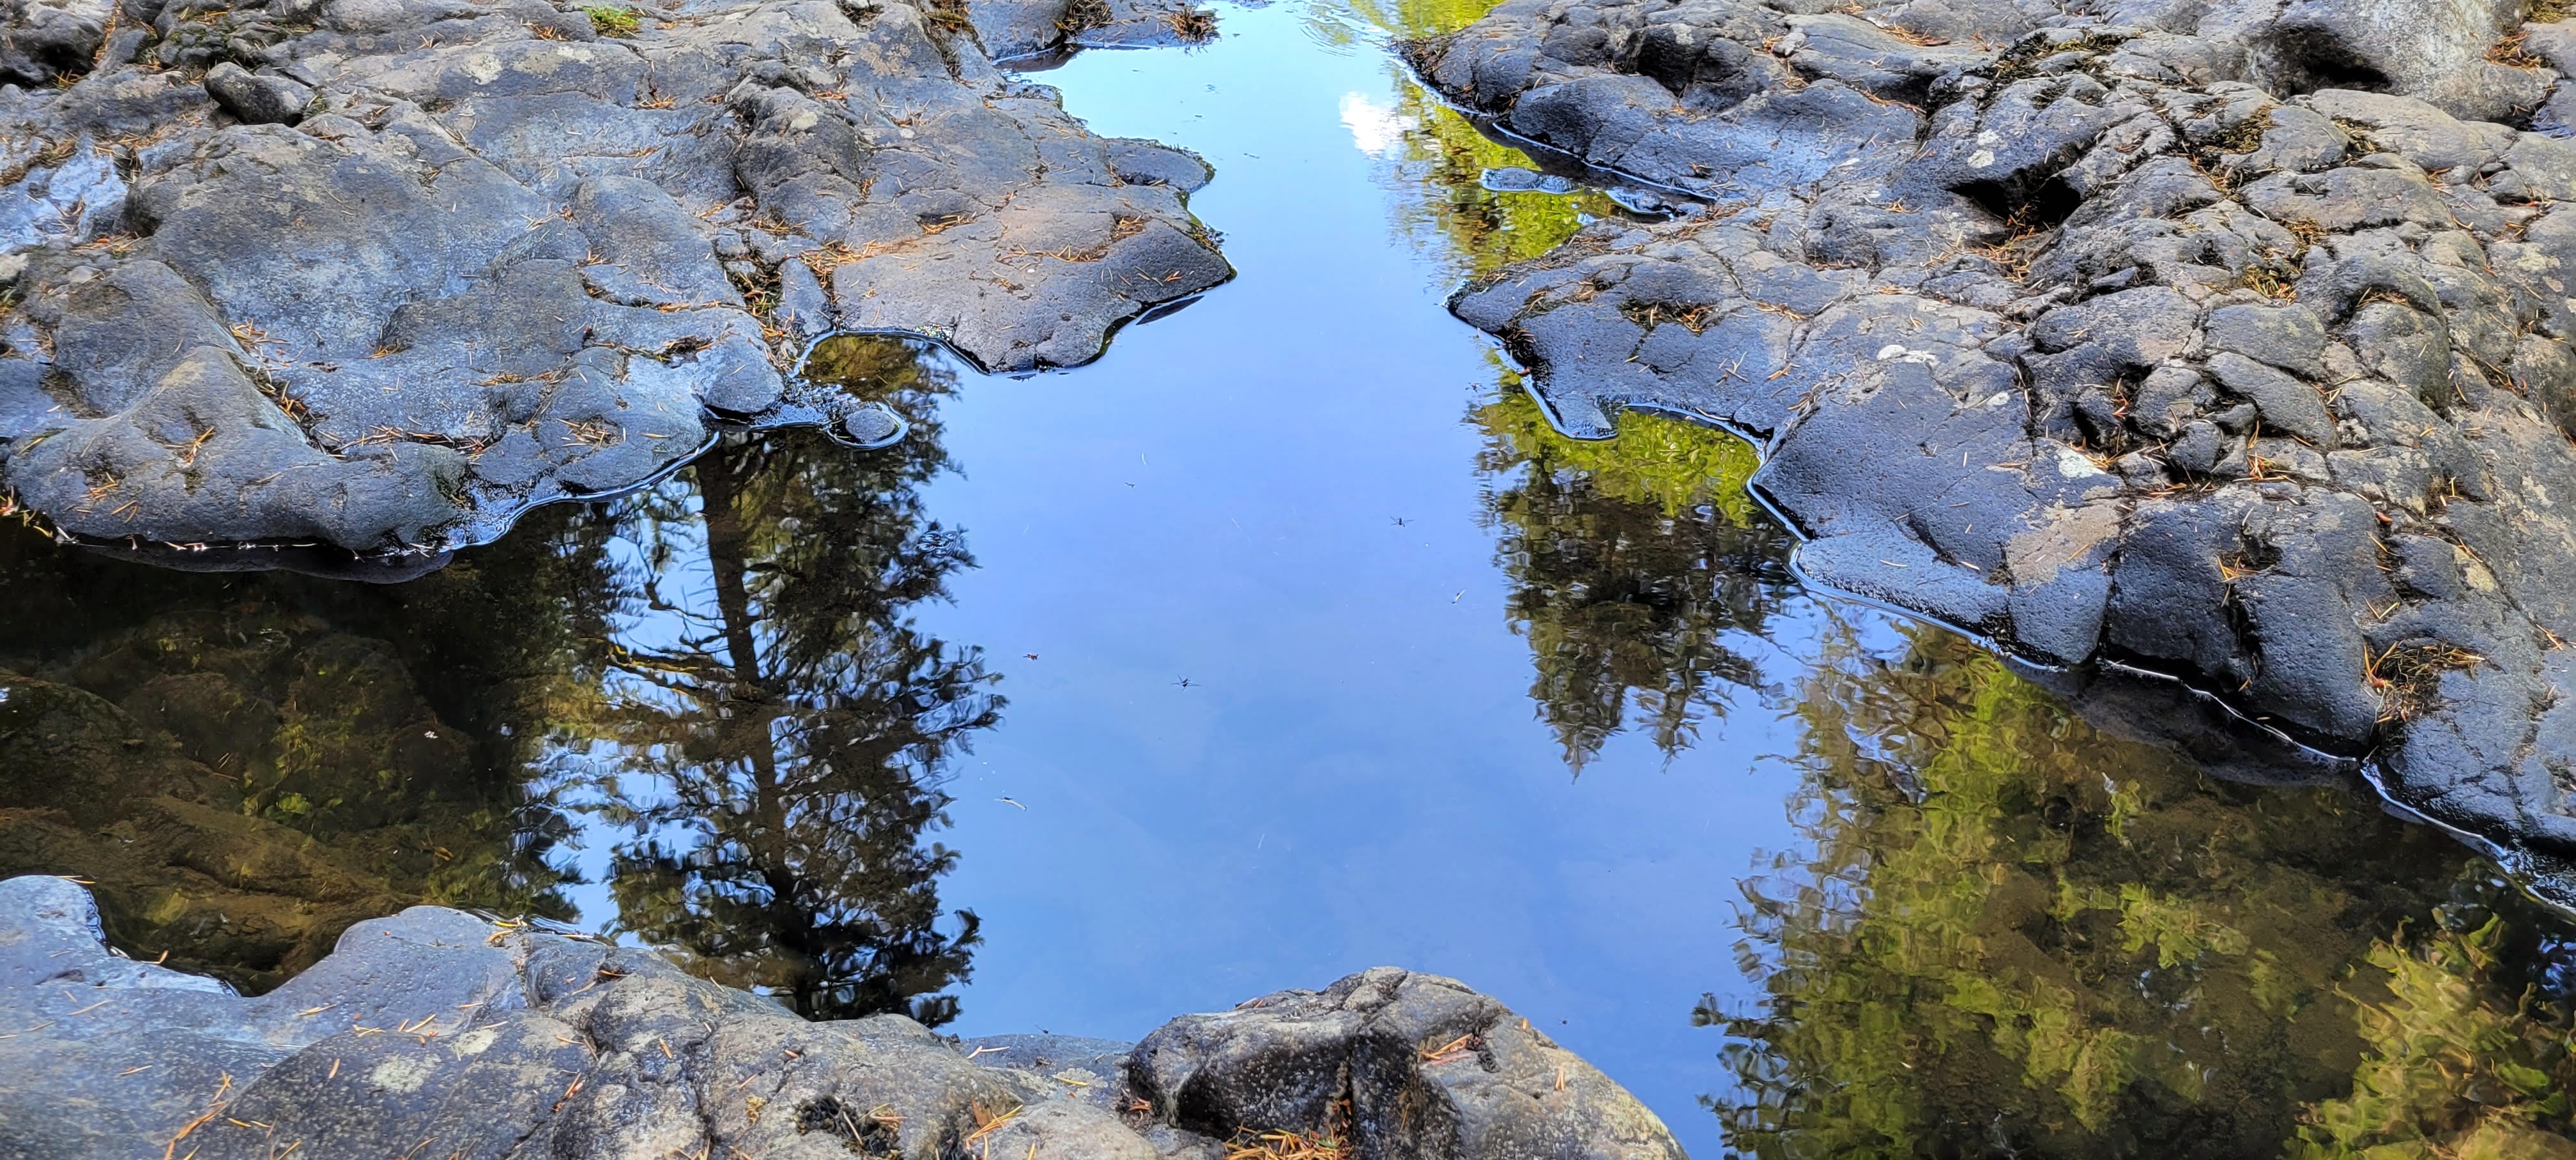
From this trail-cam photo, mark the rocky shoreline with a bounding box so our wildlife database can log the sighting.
[14,0,2576,1142]
[1403,0,2576,891]
[10,0,2576,881]
[0,874,1687,1158]
[0,0,1230,555]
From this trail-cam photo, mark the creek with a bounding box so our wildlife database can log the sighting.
[4,2,2575,1156]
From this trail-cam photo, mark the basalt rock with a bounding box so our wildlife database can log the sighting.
[1410,1,2576,888]
[0,875,1686,1159]
[0,0,1230,557]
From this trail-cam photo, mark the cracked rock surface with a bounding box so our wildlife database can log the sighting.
[1409,0,2576,885]
[0,0,1229,555]
[0,875,1683,1160]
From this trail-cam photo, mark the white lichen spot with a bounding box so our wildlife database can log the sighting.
[1876,344,1938,365]
[2053,446,2111,479]
[463,52,503,84]
[452,1028,500,1056]
[1967,148,1996,168]
[369,1053,441,1094]
[2460,547,2499,592]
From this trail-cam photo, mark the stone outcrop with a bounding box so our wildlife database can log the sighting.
[0,0,1230,556]
[1407,0,2576,887]
[0,874,1685,1159]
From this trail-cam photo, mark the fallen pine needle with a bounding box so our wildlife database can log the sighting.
[162,1110,218,1160]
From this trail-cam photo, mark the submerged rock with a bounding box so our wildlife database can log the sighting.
[1408,1,2576,884]
[0,0,1231,556]
[0,875,1687,1159]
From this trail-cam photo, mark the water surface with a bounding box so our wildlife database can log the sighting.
[5,3,2576,1157]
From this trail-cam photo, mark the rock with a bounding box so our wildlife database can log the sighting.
[2204,301,2327,379]
[201,63,313,125]
[842,402,904,446]
[0,0,113,86]
[1131,966,1687,1159]
[0,876,1686,1160]
[1410,1,2576,890]
[2207,351,2335,445]
[2258,0,2543,122]
[0,0,1232,556]
[1406,0,1923,202]
[0,875,528,1156]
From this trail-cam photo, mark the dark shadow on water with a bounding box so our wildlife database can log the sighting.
[0,337,988,1025]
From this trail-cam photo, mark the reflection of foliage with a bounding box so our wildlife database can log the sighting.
[0,515,599,990]
[1473,384,1788,768]
[1342,0,1502,38]
[1338,0,1615,280]
[2293,886,2576,1159]
[582,339,994,1026]
[1360,0,1766,769]
[799,333,948,403]
[1708,627,2556,1159]
[1377,96,1617,281]
[1480,378,1759,524]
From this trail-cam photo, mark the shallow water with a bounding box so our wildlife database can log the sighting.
[6,3,2576,1156]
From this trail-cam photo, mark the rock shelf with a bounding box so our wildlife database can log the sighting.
[1408,0,2576,883]
[0,0,1230,554]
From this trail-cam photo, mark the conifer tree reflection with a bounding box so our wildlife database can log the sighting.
[581,337,996,1026]
[1475,387,1795,769]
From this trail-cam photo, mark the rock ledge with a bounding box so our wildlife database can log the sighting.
[0,874,1685,1159]
[0,0,1232,556]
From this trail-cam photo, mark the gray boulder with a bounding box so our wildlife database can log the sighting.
[200,62,311,124]
[1132,966,1687,1160]
[0,876,1687,1159]
[0,0,114,86]
[2255,0,2543,123]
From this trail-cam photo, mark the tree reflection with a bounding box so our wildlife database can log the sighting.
[2293,885,2576,1157]
[1475,383,1794,769]
[0,337,997,1025]
[1377,98,1617,282]
[576,337,996,1026]
[1710,625,2576,1159]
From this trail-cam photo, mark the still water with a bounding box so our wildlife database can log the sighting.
[5,2,2576,1156]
